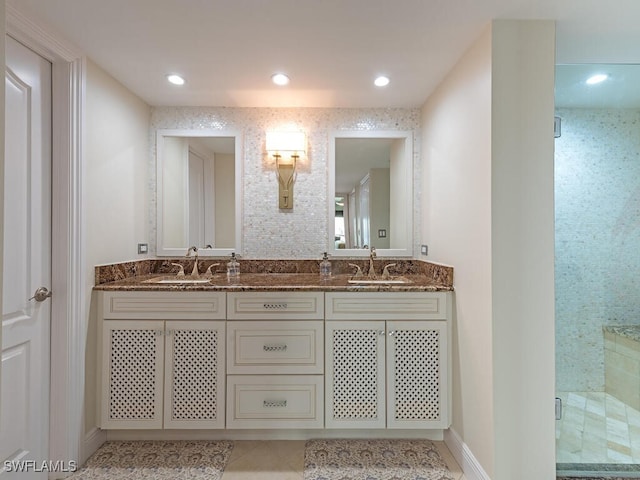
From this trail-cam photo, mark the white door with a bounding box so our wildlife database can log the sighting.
[1,36,52,478]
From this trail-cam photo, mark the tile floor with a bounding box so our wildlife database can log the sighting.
[556,391,640,464]
[219,440,466,480]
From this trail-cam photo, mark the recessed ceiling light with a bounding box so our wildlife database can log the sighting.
[586,73,609,85]
[272,73,290,86]
[166,74,185,85]
[374,76,390,87]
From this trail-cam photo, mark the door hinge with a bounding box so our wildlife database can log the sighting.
[555,397,562,420]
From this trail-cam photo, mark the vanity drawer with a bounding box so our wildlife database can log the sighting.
[226,375,323,428]
[101,291,226,319]
[227,292,324,320]
[325,292,449,320]
[227,321,323,374]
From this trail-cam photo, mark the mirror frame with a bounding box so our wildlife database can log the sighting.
[156,128,243,257]
[328,130,413,257]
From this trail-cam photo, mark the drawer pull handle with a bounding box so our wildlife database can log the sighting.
[263,302,288,310]
[263,400,287,408]
[263,344,288,352]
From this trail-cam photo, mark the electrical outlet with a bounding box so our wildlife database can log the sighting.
[421,244,428,256]
[377,229,387,238]
[137,243,148,254]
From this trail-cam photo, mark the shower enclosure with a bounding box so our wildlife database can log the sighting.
[555,64,640,477]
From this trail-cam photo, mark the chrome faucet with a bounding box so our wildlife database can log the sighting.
[204,263,220,277]
[348,263,364,278]
[186,246,199,277]
[171,263,185,276]
[368,247,377,279]
[382,263,397,279]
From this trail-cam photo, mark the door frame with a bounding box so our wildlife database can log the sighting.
[6,3,91,469]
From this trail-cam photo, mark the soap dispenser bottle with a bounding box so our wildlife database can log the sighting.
[227,252,240,279]
[320,252,332,278]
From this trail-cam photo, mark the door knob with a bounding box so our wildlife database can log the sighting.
[29,287,52,302]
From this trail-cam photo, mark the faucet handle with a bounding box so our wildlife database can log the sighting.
[205,263,220,276]
[171,263,185,276]
[186,246,198,256]
[348,263,364,278]
[382,263,397,279]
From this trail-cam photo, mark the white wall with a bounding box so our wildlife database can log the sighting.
[84,58,150,432]
[422,20,556,480]
[421,25,494,476]
[0,0,5,389]
[490,20,555,480]
[85,59,151,266]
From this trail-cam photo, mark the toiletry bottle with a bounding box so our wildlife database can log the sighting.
[227,252,240,279]
[320,252,332,278]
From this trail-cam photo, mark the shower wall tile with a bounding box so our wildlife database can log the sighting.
[556,108,640,392]
[149,107,421,259]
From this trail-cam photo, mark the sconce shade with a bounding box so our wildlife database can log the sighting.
[266,131,306,154]
[266,131,306,209]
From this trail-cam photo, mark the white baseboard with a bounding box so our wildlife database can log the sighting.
[81,428,106,465]
[47,428,105,479]
[444,428,491,480]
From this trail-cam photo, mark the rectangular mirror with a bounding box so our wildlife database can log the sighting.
[156,129,242,256]
[328,130,413,257]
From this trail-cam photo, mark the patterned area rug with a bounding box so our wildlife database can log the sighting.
[304,439,455,480]
[69,440,234,479]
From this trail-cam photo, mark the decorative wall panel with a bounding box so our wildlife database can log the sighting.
[149,107,420,258]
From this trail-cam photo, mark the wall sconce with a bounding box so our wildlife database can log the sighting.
[266,131,306,209]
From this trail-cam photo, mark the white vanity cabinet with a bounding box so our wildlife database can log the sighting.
[325,292,451,429]
[226,292,325,429]
[96,288,451,434]
[97,292,226,429]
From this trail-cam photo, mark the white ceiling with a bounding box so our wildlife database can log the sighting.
[556,64,640,108]
[7,0,640,108]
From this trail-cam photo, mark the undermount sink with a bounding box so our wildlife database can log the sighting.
[144,276,211,285]
[348,277,412,285]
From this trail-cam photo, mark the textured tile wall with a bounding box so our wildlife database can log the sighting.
[555,108,640,392]
[149,107,421,259]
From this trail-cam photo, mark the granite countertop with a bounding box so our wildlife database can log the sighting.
[93,272,453,292]
[93,258,454,293]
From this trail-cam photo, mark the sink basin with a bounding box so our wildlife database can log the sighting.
[144,276,211,285]
[348,277,411,285]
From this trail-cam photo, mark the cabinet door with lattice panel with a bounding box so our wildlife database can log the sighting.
[164,321,226,429]
[100,320,164,429]
[325,321,386,428]
[386,320,449,429]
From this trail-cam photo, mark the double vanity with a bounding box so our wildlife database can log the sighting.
[93,258,453,439]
